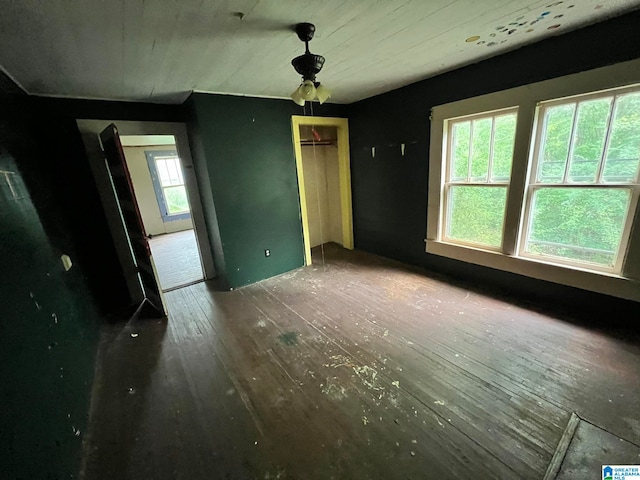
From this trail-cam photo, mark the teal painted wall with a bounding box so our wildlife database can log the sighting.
[186,115,228,287]
[0,95,102,478]
[187,94,346,288]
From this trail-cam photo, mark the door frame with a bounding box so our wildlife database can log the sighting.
[291,116,353,265]
[77,120,215,303]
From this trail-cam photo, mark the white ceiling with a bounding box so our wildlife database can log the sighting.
[0,0,638,104]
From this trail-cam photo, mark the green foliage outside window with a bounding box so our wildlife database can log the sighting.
[446,92,639,266]
[447,186,507,247]
[447,113,515,248]
[164,186,190,215]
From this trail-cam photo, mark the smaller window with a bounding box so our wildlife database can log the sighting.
[145,150,191,222]
[442,109,518,249]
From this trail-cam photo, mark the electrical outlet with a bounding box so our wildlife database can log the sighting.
[264,249,270,257]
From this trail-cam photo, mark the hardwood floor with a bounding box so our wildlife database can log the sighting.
[148,229,203,291]
[82,244,640,480]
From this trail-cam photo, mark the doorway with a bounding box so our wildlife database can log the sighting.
[291,116,353,265]
[119,135,204,291]
[77,120,215,312]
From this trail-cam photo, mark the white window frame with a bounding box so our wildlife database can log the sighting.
[427,58,640,302]
[145,150,192,221]
[519,86,640,274]
[442,108,518,252]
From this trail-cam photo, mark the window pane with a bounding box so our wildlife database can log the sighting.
[568,98,612,183]
[525,187,630,267]
[156,159,172,186]
[538,104,574,183]
[451,121,470,181]
[470,118,491,181]
[165,158,182,186]
[603,92,640,183]
[446,186,507,248]
[163,186,190,214]
[491,113,517,182]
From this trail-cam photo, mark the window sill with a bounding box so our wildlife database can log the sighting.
[426,239,640,302]
[162,212,191,222]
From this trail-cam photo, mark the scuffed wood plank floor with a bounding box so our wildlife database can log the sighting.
[82,244,640,480]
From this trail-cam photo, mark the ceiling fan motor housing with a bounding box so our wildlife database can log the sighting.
[291,53,325,82]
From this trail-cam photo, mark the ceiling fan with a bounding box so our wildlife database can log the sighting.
[290,23,331,106]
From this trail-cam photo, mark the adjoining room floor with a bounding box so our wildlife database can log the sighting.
[82,244,640,480]
[148,229,203,290]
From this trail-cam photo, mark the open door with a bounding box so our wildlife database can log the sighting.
[100,124,165,317]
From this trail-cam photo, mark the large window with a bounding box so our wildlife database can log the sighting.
[427,60,640,301]
[522,89,639,271]
[444,110,517,249]
[145,150,191,221]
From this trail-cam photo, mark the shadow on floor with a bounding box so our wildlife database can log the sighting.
[80,316,167,479]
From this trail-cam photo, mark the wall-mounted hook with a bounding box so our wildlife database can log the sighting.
[401,143,406,156]
[371,146,376,158]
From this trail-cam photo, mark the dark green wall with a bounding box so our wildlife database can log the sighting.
[28,95,189,311]
[348,10,640,315]
[32,96,187,123]
[186,113,228,286]
[187,93,346,288]
[0,82,188,478]
[0,94,101,478]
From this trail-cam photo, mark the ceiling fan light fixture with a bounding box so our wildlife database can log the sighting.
[315,83,331,104]
[290,87,305,106]
[299,80,317,100]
